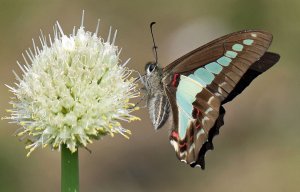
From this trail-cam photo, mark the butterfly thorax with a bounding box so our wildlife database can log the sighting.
[144,67,164,95]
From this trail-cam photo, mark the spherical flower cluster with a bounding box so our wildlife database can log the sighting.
[4,16,140,155]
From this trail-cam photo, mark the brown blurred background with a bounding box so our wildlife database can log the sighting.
[0,0,299,191]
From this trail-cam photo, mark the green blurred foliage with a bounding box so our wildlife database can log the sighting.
[0,0,299,191]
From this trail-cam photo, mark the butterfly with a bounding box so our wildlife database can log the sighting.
[141,23,280,169]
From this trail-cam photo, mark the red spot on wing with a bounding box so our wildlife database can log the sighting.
[171,131,189,151]
[172,73,180,87]
[196,123,201,129]
[192,107,202,119]
[171,131,179,139]
[179,142,187,148]
[193,119,202,130]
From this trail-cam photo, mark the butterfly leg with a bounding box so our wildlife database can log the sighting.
[129,71,150,109]
[132,70,147,85]
[128,94,147,110]
[125,70,147,110]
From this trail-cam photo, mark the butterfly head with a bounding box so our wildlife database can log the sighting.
[145,62,158,75]
[142,60,164,96]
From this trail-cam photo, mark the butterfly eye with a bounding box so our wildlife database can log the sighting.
[147,63,156,74]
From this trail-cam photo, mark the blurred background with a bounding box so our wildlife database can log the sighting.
[0,0,299,191]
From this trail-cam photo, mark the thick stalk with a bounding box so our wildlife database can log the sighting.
[61,144,79,192]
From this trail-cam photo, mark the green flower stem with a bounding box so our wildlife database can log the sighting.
[61,144,79,192]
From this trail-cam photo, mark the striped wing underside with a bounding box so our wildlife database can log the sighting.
[163,30,279,168]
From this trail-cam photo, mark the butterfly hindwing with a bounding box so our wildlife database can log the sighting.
[163,30,278,168]
[190,106,226,169]
[165,75,221,166]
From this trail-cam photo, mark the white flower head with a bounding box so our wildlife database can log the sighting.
[4,12,140,156]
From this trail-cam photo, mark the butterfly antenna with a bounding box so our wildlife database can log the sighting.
[150,22,158,64]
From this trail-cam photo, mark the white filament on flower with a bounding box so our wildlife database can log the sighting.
[4,14,140,156]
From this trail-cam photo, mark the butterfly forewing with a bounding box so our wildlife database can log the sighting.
[164,30,272,74]
[162,30,278,168]
[223,52,280,104]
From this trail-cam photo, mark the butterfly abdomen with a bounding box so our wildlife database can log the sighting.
[147,93,170,129]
